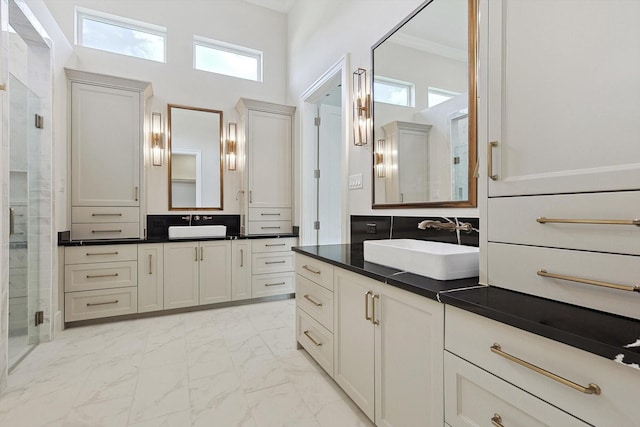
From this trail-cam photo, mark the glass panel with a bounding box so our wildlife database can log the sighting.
[194,43,261,81]
[374,79,412,107]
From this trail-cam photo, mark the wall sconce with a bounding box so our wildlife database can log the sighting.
[226,122,237,171]
[353,68,371,146]
[151,112,164,166]
[375,139,386,178]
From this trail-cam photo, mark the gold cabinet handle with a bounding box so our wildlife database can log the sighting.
[249,190,253,204]
[92,229,122,233]
[86,273,119,279]
[538,269,640,293]
[261,213,281,216]
[372,294,380,325]
[200,246,204,261]
[365,291,372,321]
[490,344,601,395]
[303,330,322,347]
[195,247,198,262]
[488,141,499,180]
[9,207,15,236]
[537,216,640,226]
[265,260,286,265]
[91,213,122,217]
[0,83,6,91]
[87,300,119,307]
[303,294,323,307]
[261,226,282,230]
[302,265,321,275]
[265,243,286,246]
[148,254,153,275]
[491,414,504,427]
[86,251,119,256]
[134,186,139,201]
[265,282,285,287]
[240,249,244,267]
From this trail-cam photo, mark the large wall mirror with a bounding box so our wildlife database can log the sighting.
[372,0,477,208]
[168,104,224,210]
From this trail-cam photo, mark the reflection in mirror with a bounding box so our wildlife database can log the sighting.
[168,104,223,210]
[372,0,477,208]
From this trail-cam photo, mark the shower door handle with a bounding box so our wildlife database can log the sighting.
[9,207,15,237]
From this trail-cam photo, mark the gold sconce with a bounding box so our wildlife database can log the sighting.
[151,112,164,166]
[375,139,386,178]
[353,68,371,146]
[226,122,237,171]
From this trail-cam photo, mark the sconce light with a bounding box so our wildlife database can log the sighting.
[226,122,237,171]
[375,139,386,178]
[353,68,371,146]
[151,112,164,166]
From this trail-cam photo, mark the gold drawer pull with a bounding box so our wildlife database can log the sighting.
[491,414,504,427]
[87,300,119,307]
[303,294,323,307]
[490,344,601,395]
[372,294,380,325]
[538,269,640,293]
[303,330,322,347]
[488,141,498,180]
[261,226,282,230]
[91,213,122,216]
[265,243,286,247]
[86,273,119,279]
[261,213,281,216]
[91,229,122,233]
[265,260,286,264]
[302,265,321,275]
[265,282,286,287]
[365,291,372,321]
[86,252,119,256]
[537,216,640,226]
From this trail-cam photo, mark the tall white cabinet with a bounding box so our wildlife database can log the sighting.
[235,98,295,235]
[66,69,151,240]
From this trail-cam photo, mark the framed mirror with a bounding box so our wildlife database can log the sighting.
[168,104,224,210]
[372,0,477,208]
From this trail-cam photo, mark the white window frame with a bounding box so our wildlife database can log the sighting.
[193,35,263,82]
[374,76,415,107]
[427,86,460,108]
[75,7,167,63]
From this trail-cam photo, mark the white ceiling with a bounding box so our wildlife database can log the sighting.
[243,0,296,14]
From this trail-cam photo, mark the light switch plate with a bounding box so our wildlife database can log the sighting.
[349,173,363,189]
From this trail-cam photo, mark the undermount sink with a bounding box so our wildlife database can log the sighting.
[363,239,479,280]
[168,225,227,239]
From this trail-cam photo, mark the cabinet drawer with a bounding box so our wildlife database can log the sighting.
[296,308,333,376]
[65,261,137,292]
[247,221,292,235]
[488,242,640,320]
[252,252,294,274]
[444,352,589,427]
[252,237,297,253]
[252,272,295,298]
[248,207,291,221]
[65,287,137,322]
[65,244,137,264]
[488,191,640,255]
[72,206,139,223]
[71,222,140,240]
[445,306,640,427]
[296,275,334,332]
[295,254,334,291]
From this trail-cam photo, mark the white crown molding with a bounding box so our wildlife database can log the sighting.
[390,32,467,62]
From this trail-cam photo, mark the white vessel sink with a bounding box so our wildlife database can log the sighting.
[168,225,227,239]
[363,239,479,280]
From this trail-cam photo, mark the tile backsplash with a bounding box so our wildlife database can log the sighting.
[146,214,241,240]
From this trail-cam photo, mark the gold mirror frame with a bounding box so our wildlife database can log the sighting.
[371,0,478,209]
[167,104,224,210]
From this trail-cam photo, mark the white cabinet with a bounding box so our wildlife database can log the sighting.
[163,241,231,309]
[251,237,296,298]
[231,240,252,301]
[333,267,444,426]
[236,98,295,235]
[138,244,164,313]
[67,69,151,240]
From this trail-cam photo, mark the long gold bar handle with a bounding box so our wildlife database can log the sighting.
[302,265,321,275]
[488,141,498,180]
[490,344,601,395]
[92,229,122,233]
[200,246,204,261]
[265,243,286,246]
[537,216,640,226]
[134,186,139,202]
[265,282,285,287]
[265,260,286,264]
[92,213,122,217]
[365,291,372,321]
[86,252,119,256]
[491,414,504,427]
[149,254,153,275]
[240,249,244,267]
[9,207,15,237]
[538,269,640,293]
[195,247,198,262]
[372,294,380,325]
[303,330,322,347]
[87,300,119,307]
[303,294,323,307]
[86,273,119,279]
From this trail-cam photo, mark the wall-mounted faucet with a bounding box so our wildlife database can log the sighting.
[417,218,474,233]
[182,215,192,226]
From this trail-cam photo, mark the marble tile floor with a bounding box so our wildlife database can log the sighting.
[0,299,374,427]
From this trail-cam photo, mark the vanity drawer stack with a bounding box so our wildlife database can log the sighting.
[251,237,296,297]
[247,208,292,235]
[294,253,334,375]
[64,245,138,322]
[71,207,140,240]
[444,306,639,427]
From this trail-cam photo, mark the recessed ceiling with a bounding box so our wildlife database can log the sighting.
[243,0,296,14]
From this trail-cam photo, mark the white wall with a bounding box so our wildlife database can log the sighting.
[42,0,288,224]
[287,0,479,219]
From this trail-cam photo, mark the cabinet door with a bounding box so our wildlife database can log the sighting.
[374,285,444,427]
[199,241,231,305]
[163,242,198,309]
[71,82,140,206]
[333,268,375,422]
[138,244,164,313]
[232,240,252,301]
[487,0,640,197]
[247,110,292,208]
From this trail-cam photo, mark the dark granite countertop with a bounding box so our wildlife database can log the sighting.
[292,243,640,371]
[58,232,299,246]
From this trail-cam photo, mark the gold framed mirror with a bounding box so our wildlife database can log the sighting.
[371,0,477,208]
[168,104,224,210]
